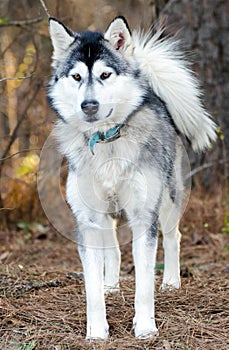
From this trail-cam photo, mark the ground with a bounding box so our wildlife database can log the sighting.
[0,190,228,350]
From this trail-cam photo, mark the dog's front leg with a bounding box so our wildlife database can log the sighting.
[120,169,161,338]
[77,227,109,340]
[132,222,159,339]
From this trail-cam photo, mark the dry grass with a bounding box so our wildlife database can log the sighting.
[0,189,228,349]
[0,270,228,350]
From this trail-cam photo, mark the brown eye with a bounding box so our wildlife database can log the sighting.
[100,72,112,80]
[72,74,81,81]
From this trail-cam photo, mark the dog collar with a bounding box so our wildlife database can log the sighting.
[88,124,124,155]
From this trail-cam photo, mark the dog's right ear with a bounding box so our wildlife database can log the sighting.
[104,16,133,57]
[49,18,75,60]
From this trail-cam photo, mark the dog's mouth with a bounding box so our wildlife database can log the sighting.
[85,108,113,123]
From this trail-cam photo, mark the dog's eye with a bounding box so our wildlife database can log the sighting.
[72,74,81,82]
[100,72,112,80]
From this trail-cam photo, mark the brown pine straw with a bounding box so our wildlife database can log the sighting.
[0,189,228,349]
[0,271,228,349]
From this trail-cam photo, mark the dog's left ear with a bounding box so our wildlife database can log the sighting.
[49,17,76,61]
[104,16,133,56]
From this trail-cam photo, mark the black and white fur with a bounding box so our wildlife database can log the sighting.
[48,16,216,339]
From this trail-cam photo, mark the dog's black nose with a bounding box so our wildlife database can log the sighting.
[81,100,99,116]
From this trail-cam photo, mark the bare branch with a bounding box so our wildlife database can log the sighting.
[0,29,23,57]
[39,0,51,17]
[0,207,14,211]
[0,148,41,162]
[0,76,32,83]
[185,159,229,180]
[0,17,44,27]
[0,83,42,162]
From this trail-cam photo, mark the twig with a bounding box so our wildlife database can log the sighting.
[39,0,51,18]
[0,76,32,83]
[1,279,65,297]
[186,159,229,179]
[0,148,41,162]
[0,83,41,162]
[0,30,23,57]
[0,207,14,211]
[0,17,44,27]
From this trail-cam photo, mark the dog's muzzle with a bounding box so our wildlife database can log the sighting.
[81,100,99,119]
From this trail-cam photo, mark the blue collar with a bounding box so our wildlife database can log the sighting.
[88,124,124,155]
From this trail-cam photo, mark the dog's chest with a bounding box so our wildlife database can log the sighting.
[91,140,138,190]
[94,158,129,189]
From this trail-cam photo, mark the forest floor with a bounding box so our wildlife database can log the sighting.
[0,189,228,350]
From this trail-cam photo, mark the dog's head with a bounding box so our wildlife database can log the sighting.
[48,17,145,127]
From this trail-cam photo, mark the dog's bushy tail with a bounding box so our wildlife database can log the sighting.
[132,29,217,152]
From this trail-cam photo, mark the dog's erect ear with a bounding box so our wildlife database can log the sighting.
[49,18,75,60]
[104,16,133,56]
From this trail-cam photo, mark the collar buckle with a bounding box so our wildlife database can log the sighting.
[89,124,124,155]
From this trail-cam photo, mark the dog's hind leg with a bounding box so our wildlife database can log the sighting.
[159,196,182,290]
[160,224,181,290]
[103,218,121,294]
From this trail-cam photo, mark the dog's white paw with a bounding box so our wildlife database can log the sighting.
[136,329,159,339]
[134,318,159,339]
[86,322,109,340]
[135,327,159,339]
[104,284,120,295]
[160,280,180,291]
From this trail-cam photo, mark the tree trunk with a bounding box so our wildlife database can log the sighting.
[160,0,229,186]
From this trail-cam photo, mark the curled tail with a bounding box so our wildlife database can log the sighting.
[132,29,217,152]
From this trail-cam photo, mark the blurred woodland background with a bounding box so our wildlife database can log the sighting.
[0,0,228,230]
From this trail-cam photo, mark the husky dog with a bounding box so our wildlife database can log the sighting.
[48,16,216,339]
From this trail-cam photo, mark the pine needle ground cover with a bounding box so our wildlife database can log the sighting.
[0,191,228,350]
